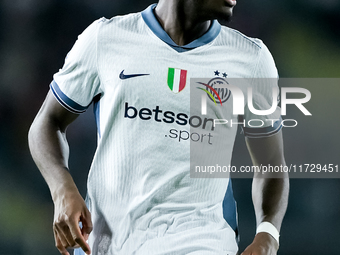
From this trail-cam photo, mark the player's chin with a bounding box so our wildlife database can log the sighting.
[216,7,234,23]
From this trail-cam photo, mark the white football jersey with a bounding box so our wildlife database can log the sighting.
[51,4,281,255]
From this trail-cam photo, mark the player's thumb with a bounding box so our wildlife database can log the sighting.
[81,209,93,237]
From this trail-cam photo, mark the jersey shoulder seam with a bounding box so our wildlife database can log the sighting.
[221,26,263,49]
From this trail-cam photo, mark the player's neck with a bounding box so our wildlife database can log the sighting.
[154,2,211,46]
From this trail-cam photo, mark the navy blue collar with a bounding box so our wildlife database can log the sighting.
[141,4,221,53]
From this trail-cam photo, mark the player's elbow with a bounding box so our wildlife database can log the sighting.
[28,117,41,153]
[28,112,50,152]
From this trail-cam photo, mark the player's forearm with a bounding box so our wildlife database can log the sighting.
[28,116,78,200]
[252,175,289,231]
[246,131,289,230]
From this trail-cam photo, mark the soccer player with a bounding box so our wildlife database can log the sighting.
[28,0,289,254]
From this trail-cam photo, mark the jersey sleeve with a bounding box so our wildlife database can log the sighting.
[241,42,282,138]
[50,19,102,114]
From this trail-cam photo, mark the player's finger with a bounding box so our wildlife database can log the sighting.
[54,229,70,255]
[68,217,91,254]
[56,222,81,248]
[55,226,70,247]
[81,210,93,240]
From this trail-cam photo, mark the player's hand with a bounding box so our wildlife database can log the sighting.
[240,232,279,255]
[52,187,93,255]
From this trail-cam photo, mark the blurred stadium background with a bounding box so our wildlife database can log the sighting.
[0,0,339,254]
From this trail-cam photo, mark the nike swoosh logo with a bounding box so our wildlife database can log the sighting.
[119,70,150,80]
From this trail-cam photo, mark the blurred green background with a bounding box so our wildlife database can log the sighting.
[0,0,339,254]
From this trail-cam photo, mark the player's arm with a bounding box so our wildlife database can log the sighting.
[28,91,92,255]
[241,130,289,255]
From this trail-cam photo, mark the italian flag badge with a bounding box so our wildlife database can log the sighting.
[167,68,187,93]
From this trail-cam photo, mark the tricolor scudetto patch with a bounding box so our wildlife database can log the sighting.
[167,68,187,93]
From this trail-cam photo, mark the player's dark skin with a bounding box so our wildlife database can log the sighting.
[28,0,289,255]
